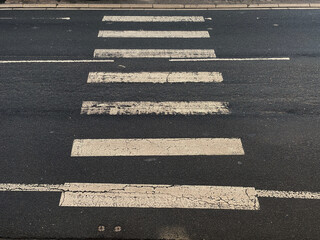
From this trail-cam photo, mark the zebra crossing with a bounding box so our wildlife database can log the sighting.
[87,72,223,83]
[0,14,319,211]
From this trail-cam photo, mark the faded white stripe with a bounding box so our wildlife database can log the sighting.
[98,31,210,38]
[0,183,62,192]
[256,190,320,199]
[87,72,223,83]
[80,101,229,115]
[102,16,205,22]
[31,17,70,20]
[1,183,320,209]
[169,57,290,62]
[60,183,259,210]
[0,60,114,63]
[71,138,244,157]
[94,49,216,59]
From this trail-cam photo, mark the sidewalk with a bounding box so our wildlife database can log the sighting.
[2,0,320,8]
[4,0,320,4]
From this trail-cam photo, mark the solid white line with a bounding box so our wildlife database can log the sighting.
[0,60,114,63]
[102,16,205,22]
[87,72,223,83]
[59,183,259,210]
[98,30,210,38]
[0,17,13,19]
[256,190,320,199]
[169,57,290,62]
[80,101,229,115]
[71,138,244,157]
[94,49,216,59]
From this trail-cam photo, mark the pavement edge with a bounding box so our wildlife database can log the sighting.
[1,3,320,9]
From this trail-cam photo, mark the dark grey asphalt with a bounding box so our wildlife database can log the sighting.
[0,9,320,240]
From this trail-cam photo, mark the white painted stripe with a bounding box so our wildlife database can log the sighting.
[102,16,205,22]
[94,49,216,59]
[0,60,114,64]
[256,190,320,199]
[1,183,320,209]
[80,101,229,115]
[98,31,210,38]
[87,72,223,83]
[31,17,70,20]
[71,138,244,157]
[0,183,62,192]
[169,57,290,62]
[59,183,259,210]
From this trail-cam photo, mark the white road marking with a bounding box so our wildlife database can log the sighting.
[0,183,62,192]
[71,138,244,157]
[98,30,210,38]
[59,183,259,210]
[0,17,13,19]
[1,183,319,209]
[0,60,114,64]
[256,190,320,199]
[80,101,229,115]
[94,49,216,59]
[102,16,205,22]
[87,72,223,83]
[31,17,70,20]
[170,57,290,61]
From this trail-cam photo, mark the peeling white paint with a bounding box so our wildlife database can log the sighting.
[256,190,320,199]
[87,72,223,83]
[94,49,216,59]
[70,138,244,157]
[59,184,259,210]
[1,183,319,210]
[102,16,205,22]
[80,101,229,115]
[98,31,210,38]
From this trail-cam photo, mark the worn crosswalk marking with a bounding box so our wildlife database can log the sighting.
[87,72,223,83]
[80,101,229,115]
[94,49,216,59]
[98,31,210,38]
[71,138,244,157]
[1,183,319,210]
[102,16,205,22]
[59,184,258,210]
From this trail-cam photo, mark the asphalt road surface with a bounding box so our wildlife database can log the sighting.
[0,9,320,240]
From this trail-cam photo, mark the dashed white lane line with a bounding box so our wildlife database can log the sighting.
[98,30,210,38]
[102,16,205,22]
[94,49,216,59]
[170,57,290,61]
[87,72,223,83]
[71,138,244,157]
[0,60,114,64]
[80,101,230,115]
[1,183,319,209]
